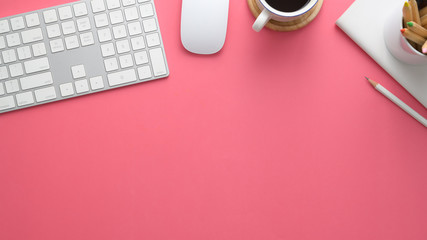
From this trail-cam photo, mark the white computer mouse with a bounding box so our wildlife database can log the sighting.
[181,0,229,55]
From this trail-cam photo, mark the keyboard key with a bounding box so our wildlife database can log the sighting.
[98,28,112,42]
[77,17,91,32]
[131,36,145,50]
[112,25,127,39]
[0,36,5,49]
[25,13,40,27]
[35,86,56,102]
[75,79,90,93]
[17,46,32,60]
[104,57,119,72]
[0,83,4,95]
[58,6,73,20]
[71,65,86,79]
[91,0,106,13]
[101,43,115,57]
[149,48,167,76]
[80,32,95,46]
[65,35,79,49]
[106,0,121,10]
[125,7,139,21]
[20,72,53,90]
[128,22,142,36]
[116,39,130,53]
[137,65,152,80]
[10,17,25,31]
[0,66,8,80]
[73,3,88,17]
[6,33,21,47]
[143,18,157,32]
[5,79,20,93]
[21,28,43,44]
[24,57,50,74]
[0,96,15,111]
[146,33,160,47]
[107,69,137,86]
[9,63,24,77]
[46,24,61,38]
[60,83,74,97]
[89,76,104,90]
[32,42,47,56]
[2,49,17,63]
[122,0,136,7]
[50,39,65,53]
[0,20,10,34]
[140,4,154,18]
[43,9,58,23]
[62,21,76,35]
[134,51,148,65]
[94,13,108,28]
[119,54,133,68]
[16,92,34,106]
[109,10,124,25]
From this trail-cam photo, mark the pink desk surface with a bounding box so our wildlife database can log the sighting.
[1,0,427,239]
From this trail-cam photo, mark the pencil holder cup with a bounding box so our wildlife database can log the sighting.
[384,3,427,65]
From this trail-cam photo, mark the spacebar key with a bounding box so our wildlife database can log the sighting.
[107,69,137,86]
[0,96,16,111]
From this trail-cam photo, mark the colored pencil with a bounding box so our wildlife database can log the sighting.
[422,14,427,27]
[420,5,427,16]
[403,1,413,26]
[401,28,426,45]
[407,21,427,37]
[423,40,427,53]
[366,77,427,128]
[409,0,421,24]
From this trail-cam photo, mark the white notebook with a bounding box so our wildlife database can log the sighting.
[336,0,427,109]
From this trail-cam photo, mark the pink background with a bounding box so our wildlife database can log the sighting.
[1,0,427,239]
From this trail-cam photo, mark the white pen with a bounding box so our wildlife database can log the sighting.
[366,77,427,128]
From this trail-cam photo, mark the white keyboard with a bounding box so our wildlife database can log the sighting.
[0,0,169,114]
